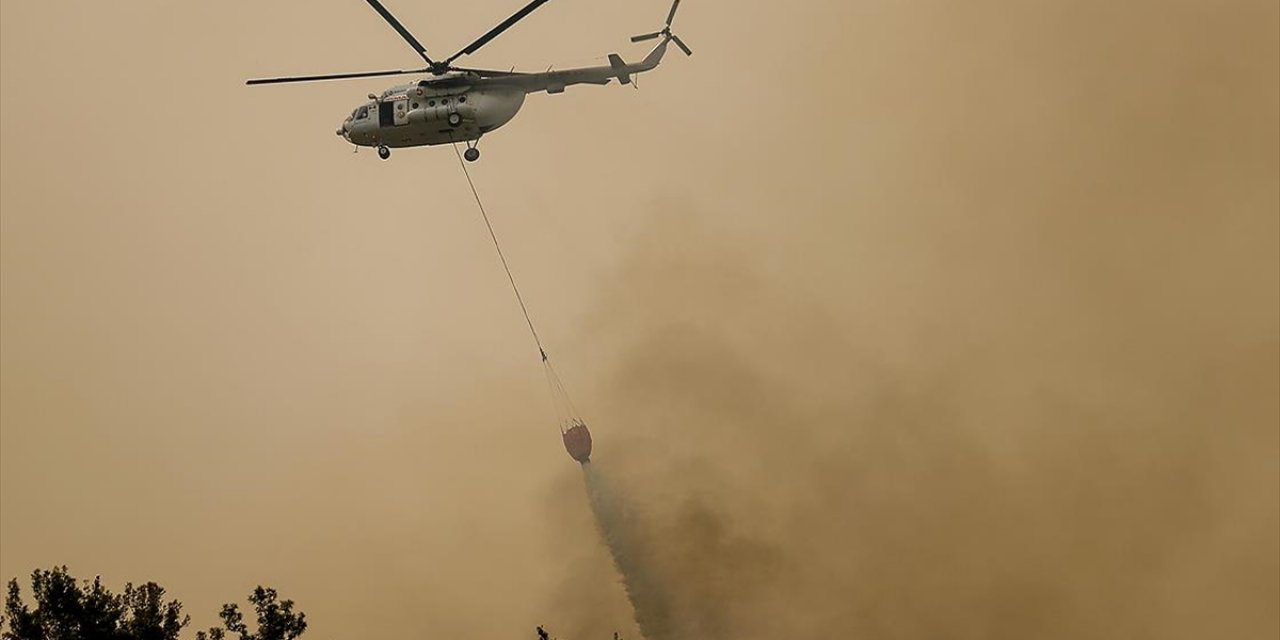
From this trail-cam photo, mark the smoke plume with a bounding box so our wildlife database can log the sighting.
[535,1,1278,637]
[545,201,1276,639]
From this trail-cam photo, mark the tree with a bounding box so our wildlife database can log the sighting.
[195,588,306,640]
[3,568,306,640]
[2,566,188,640]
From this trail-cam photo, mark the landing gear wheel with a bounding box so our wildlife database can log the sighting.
[463,147,480,162]
[377,145,391,160]
[447,112,463,127]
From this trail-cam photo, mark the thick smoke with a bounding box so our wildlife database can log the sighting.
[567,448,786,640]
[540,196,1277,639]
[537,1,1277,636]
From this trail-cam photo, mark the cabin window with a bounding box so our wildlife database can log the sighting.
[356,105,369,120]
[428,100,435,106]
[459,95,467,103]
[441,98,449,105]
[412,102,419,109]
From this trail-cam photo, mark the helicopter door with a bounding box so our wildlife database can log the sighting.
[392,99,409,126]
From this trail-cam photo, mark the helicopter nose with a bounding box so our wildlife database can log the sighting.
[337,117,352,139]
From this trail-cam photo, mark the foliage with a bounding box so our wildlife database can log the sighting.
[195,588,306,640]
[2,566,188,640]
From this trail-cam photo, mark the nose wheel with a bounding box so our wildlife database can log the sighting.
[377,145,391,160]
[463,147,480,162]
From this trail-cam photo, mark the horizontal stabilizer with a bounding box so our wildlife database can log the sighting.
[607,53,631,84]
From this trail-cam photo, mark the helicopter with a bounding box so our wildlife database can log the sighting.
[247,0,692,162]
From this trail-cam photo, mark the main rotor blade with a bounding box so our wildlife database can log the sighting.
[671,34,692,56]
[364,0,434,64]
[446,0,552,64]
[665,0,681,27]
[247,67,429,85]
[631,31,663,42]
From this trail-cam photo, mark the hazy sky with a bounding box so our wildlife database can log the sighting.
[2,1,1277,638]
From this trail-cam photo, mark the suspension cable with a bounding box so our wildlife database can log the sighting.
[451,142,582,430]
[451,142,545,360]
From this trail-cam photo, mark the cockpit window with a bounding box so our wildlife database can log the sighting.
[357,105,370,120]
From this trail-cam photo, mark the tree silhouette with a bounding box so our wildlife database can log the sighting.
[5,567,621,640]
[2,566,188,640]
[195,587,306,640]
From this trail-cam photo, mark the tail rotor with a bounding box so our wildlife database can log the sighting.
[630,0,692,56]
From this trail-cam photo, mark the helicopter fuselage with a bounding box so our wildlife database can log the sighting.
[249,0,690,162]
[339,78,525,149]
